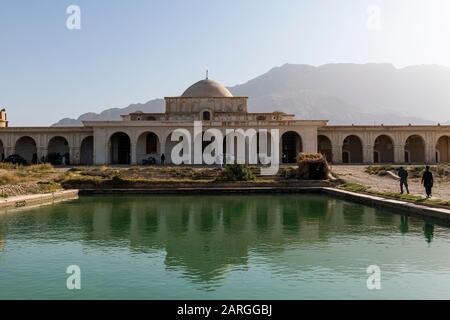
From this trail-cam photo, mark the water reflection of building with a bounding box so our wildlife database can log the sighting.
[0,196,441,284]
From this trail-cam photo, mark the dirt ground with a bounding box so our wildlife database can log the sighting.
[332,165,450,201]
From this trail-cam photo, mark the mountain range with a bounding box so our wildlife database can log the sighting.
[53,63,450,126]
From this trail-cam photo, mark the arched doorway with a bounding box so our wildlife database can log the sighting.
[374,135,394,164]
[342,135,363,164]
[405,135,425,163]
[281,131,302,163]
[15,136,37,164]
[80,136,94,165]
[0,140,4,161]
[136,132,160,164]
[109,132,131,164]
[48,136,70,165]
[436,136,450,163]
[318,135,332,163]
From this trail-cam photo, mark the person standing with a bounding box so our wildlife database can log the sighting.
[397,167,409,194]
[421,166,434,199]
[160,153,165,165]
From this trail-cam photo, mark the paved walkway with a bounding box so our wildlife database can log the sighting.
[332,165,450,200]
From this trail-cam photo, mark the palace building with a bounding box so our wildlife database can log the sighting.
[1,77,450,166]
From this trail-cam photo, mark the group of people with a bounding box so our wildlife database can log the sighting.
[397,166,434,199]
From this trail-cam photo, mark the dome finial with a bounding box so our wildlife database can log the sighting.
[206,70,208,80]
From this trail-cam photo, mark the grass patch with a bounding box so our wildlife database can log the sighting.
[37,181,62,193]
[365,165,397,175]
[364,165,449,179]
[376,192,424,202]
[337,182,450,208]
[339,183,368,193]
[61,174,105,186]
[0,172,21,185]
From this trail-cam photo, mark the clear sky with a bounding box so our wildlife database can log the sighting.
[1,0,450,126]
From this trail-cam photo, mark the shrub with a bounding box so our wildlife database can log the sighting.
[279,167,297,179]
[218,164,255,181]
[297,153,329,179]
[37,181,61,193]
[111,175,126,185]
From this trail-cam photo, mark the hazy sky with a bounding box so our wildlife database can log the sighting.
[1,0,450,126]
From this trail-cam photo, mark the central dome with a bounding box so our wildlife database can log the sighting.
[181,79,233,98]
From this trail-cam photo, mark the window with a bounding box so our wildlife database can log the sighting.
[202,111,211,121]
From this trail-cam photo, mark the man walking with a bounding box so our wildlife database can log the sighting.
[397,166,409,194]
[422,166,434,199]
[160,153,165,165]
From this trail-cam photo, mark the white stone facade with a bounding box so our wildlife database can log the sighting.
[1,78,450,166]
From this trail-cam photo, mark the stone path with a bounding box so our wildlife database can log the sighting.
[332,165,450,201]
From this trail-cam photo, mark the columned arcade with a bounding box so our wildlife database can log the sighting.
[0,78,449,166]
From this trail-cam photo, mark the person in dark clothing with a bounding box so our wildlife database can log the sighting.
[421,166,434,199]
[397,167,409,194]
[160,153,165,165]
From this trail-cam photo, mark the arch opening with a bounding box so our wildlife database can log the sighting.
[137,132,160,164]
[436,136,450,163]
[80,136,94,165]
[109,132,131,165]
[15,136,37,164]
[281,131,302,164]
[405,135,425,163]
[342,135,363,164]
[0,140,4,161]
[48,136,70,165]
[374,135,394,164]
[318,135,332,163]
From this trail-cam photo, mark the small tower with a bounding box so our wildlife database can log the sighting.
[0,109,8,128]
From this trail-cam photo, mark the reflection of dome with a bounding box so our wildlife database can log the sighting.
[182,79,233,98]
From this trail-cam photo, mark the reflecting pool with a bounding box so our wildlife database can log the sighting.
[0,194,450,299]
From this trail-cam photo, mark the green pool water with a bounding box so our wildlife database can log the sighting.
[0,194,449,300]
